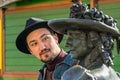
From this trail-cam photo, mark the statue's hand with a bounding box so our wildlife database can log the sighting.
[61,65,96,80]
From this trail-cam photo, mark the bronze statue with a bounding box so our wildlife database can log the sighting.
[48,0,120,80]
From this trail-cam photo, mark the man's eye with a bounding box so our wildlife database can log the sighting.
[43,37,49,41]
[30,42,37,47]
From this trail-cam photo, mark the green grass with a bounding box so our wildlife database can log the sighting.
[1,2,120,80]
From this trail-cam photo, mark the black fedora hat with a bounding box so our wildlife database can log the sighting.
[16,17,63,54]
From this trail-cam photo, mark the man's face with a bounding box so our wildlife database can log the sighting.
[26,28,61,63]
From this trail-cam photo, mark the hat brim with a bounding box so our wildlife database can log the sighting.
[48,18,120,37]
[16,21,63,54]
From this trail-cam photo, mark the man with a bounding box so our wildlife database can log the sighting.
[16,17,77,80]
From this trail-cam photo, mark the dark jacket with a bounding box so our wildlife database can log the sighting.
[38,53,76,80]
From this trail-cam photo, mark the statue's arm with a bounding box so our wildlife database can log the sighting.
[61,65,97,80]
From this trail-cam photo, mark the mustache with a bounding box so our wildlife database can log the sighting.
[39,48,50,55]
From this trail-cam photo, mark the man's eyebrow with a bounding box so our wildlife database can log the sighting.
[29,40,36,45]
[28,33,49,45]
[40,33,48,38]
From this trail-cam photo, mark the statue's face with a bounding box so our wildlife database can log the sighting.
[66,30,89,59]
[66,30,114,61]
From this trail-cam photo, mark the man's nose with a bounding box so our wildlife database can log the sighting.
[39,42,46,50]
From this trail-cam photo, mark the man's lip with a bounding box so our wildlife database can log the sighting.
[40,50,49,55]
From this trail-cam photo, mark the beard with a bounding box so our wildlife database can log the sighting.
[39,48,54,63]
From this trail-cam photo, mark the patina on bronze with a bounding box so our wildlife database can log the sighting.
[48,0,120,80]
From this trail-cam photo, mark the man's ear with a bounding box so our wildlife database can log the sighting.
[26,45,32,54]
[29,49,32,54]
[28,48,34,55]
[54,33,59,43]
